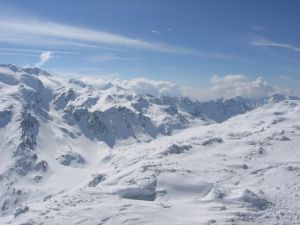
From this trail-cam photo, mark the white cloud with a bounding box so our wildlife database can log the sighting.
[278,75,292,81]
[0,47,76,59]
[181,74,300,100]
[80,77,181,97]
[252,39,300,53]
[0,52,38,57]
[151,30,160,35]
[0,15,238,59]
[181,75,278,100]
[0,47,76,54]
[211,75,273,98]
[251,25,265,31]
[35,51,53,67]
[0,16,189,54]
[120,78,181,97]
[76,74,299,100]
[88,54,139,62]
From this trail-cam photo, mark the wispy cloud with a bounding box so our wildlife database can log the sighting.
[151,28,173,35]
[0,47,76,54]
[88,54,139,62]
[0,15,238,59]
[278,75,299,85]
[151,30,160,35]
[0,17,187,53]
[35,51,53,67]
[0,52,38,57]
[251,25,265,31]
[278,75,292,81]
[252,39,300,53]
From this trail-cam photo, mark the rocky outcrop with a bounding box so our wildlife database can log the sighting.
[56,152,85,167]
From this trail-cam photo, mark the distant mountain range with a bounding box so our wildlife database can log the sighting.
[1,64,300,224]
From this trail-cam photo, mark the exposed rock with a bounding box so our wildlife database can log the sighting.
[1,200,9,212]
[11,157,35,176]
[286,165,298,171]
[0,109,12,128]
[33,175,42,183]
[162,144,192,155]
[239,189,272,210]
[14,206,29,217]
[88,174,105,187]
[53,88,77,110]
[202,137,223,146]
[56,152,85,167]
[241,164,248,169]
[35,160,48,172]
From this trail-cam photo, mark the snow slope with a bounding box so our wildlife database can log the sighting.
[0,64,300,225]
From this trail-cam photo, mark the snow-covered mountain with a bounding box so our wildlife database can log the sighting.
[0,64,300,224]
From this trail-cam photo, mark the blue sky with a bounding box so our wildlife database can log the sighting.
[0,0,299,91]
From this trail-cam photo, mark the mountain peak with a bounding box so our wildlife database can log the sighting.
[0,64,23,73]
[0,64,52,77]
[22,67,52,76]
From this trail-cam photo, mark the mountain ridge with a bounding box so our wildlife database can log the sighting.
[1,64,300,224]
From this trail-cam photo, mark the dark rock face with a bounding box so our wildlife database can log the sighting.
[19,111,39,151]
[0,186,26,216]
[0,109,12,128]
[202,137,223,146]
[33,175,42,183]
[87,112,109,135]
[116,176,157,201]
[61,104,159,147]
[11,158,35,176]
[35,160,48,172]
[131,97,149,112]
[53,88,77,111]
[162,144,192,155]
[56,152,85,167]
[88,174,106,187]
[240,189,272,210]
[23,67,51,76]
[0,108,46,214]
[14,205,29,217]
[10,110,48,176]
